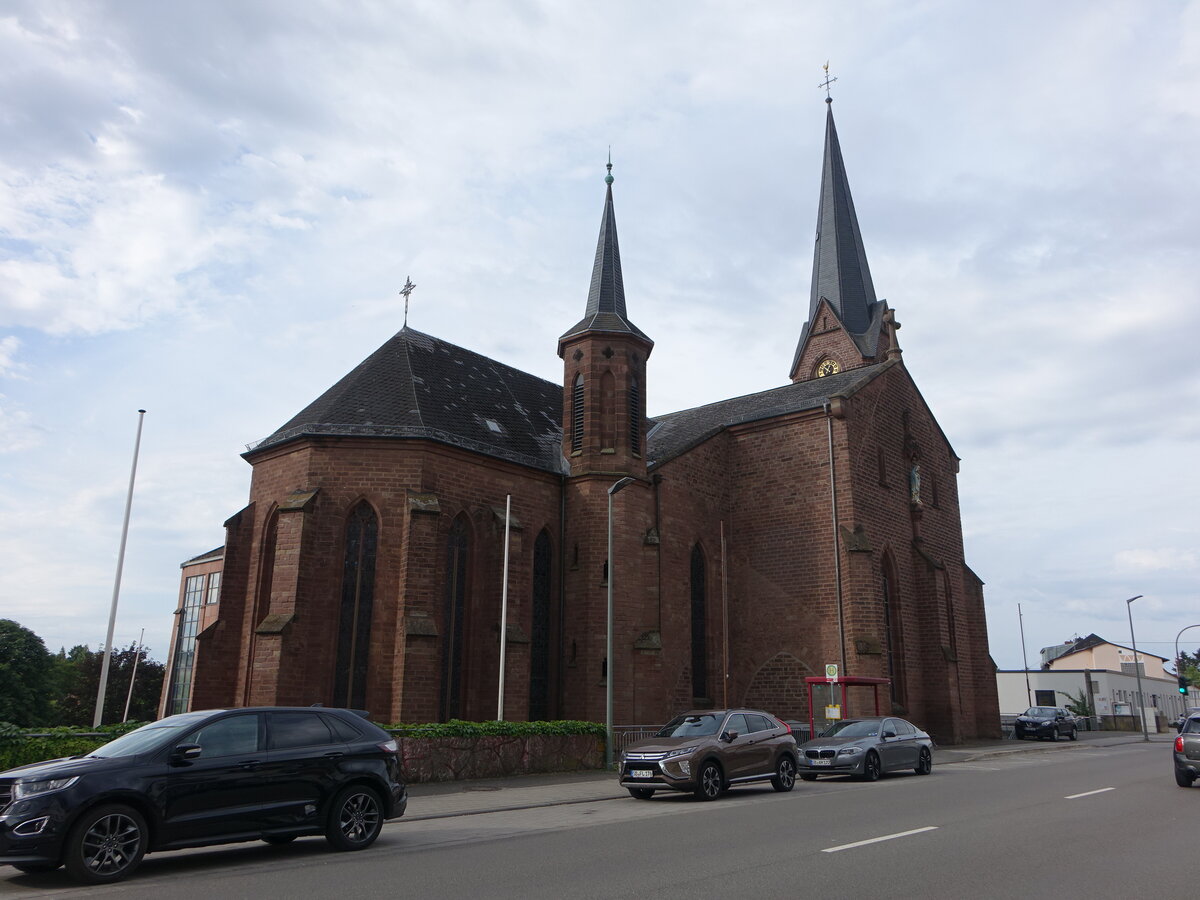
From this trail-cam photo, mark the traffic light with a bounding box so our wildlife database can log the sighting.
[1179,675,1190,695]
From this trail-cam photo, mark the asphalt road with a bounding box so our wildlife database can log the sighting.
[3,741,1191,899]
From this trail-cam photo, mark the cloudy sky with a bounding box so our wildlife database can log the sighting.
[1,1,1197,678]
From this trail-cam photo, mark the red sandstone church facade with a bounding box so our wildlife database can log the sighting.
[165,101,1001,743]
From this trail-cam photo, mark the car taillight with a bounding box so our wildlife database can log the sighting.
[1176,736,1185,752]
[379,739,399,754]
[778,719,792,734]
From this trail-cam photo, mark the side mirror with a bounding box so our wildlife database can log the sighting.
[883,730,897,739]
[171,743,202,764]
[721,730,738,743]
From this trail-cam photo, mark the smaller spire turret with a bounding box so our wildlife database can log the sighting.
[558,157,651,355]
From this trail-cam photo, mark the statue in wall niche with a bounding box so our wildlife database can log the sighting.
[909,462,921,505]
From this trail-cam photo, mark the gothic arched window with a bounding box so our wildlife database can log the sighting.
[529,530,553,721]
[334,501,378,709]
[690,544,708,700]
[440,516,469,721]
[881,553,906,707]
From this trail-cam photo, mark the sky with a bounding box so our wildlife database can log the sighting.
[1,0,1197,677]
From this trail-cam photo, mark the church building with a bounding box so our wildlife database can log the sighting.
[170,99,1001,743]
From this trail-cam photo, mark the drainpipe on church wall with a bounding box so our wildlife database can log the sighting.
[825,400,847,682]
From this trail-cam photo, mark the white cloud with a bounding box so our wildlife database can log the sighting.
[1115,549,1199,573]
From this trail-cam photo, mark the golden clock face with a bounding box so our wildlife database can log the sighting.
[817,359,841,377]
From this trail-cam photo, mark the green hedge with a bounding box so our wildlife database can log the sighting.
[0,719,606,772]
[0,721,147,772]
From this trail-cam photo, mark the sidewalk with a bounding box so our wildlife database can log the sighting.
[400,729,1175,822]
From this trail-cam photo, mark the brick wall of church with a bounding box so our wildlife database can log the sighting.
[198,437,564,724]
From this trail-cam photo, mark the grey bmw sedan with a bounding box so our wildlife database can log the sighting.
[798,716,934,781]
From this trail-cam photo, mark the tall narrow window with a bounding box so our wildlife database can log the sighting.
[256,511,279,625]
[600,371,615,450]
[690,545,708,700]
[629,376,641,454]
[441,516,469,721]
[943,572,958,661]
[334,502,378,709]
[529,530,553,721]
[571,373,584,453]
[881,554,906,707]
[166,574,206,714]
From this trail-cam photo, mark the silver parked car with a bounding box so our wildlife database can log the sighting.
[797,716,933,781]
[1174,715,1200,787]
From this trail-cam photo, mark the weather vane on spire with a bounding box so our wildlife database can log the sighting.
[400,276,416,326]
[819,61,837,101]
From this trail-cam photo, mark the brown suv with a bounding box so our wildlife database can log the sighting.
[618,709,798,800]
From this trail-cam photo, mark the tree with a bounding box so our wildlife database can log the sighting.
[0,619,54,726]
[1178,649,1200,687]
[54,643,166,727]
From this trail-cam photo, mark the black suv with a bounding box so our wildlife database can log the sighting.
[0,707,406,884]
[1013,706,1077,741]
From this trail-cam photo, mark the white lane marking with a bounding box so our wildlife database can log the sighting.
[822,826,939,853]
[1064,787,1115,800]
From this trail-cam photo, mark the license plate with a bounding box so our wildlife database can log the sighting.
[813,758,831,766]
[631,769,654,779]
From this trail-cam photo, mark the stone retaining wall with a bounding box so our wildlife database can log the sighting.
[395,734,603,782]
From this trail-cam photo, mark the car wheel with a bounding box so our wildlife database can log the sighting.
[800,773,818,781]
[771,755,797,792]
[861,751,881,782]
[694,761,723,801]
[1068,727,1078,741]
[325,785,384,852]
[63,804,147,885]
[12,862,60,874]
[263,834,299,845]
[1175,767,1195,788]
[915,748,932,775]
[627,788,654,800]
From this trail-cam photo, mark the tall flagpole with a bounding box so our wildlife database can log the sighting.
[122,627,145,723]
[496,494,512,720]
[94,409,146,728]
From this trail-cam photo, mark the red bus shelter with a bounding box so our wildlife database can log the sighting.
[805,675,891,736]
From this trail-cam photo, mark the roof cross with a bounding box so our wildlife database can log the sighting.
[819,61,837,100]
[400,276,416,326]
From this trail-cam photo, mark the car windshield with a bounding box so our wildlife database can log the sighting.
[655,714,722,738]
[822,720,879,738]
[87,711,214,758]
[1024,707,1058,717]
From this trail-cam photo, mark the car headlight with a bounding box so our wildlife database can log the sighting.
[1040,720,1054,727]
[664,746,697,759]
[13,776,79,799]
[838,747,863,755]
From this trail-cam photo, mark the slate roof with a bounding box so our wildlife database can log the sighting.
[559,168,652,350]
[182,547,224,566]
[792,100,886,372]
[247,327,566,474]
[646,362,888,466]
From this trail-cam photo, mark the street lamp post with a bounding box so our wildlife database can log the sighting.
[1175,624,1200,717]
[1125,595,1149,742]
[606,476,637,770]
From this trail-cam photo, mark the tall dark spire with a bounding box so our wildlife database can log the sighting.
[791,99,883,373]
[811,99,876,330]
[558,159,651,352]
